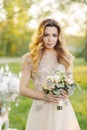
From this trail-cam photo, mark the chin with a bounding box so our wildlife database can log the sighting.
[46,46,55,49]
[46,47,54,50]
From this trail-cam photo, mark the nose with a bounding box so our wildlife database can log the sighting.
[48,36,53,41]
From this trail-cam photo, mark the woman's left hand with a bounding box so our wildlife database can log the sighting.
[65,77,74,84]
[59,89,68,99]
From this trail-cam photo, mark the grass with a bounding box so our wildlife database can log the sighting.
[0,58,87,130]
[70,58,87,130]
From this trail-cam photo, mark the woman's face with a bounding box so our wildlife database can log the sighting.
[43,26,59,49]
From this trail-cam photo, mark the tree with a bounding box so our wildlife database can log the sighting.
[0,0,87,57]
[0,0,33,56]
[0,0,54,56]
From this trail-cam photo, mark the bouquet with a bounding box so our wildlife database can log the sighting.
[42,70,80,110]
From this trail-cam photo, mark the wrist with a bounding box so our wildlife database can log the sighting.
[36,90,45,101]
[39,91,49,102]
[43,93,49,102]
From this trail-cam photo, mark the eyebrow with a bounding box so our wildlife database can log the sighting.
[44,32,58,35]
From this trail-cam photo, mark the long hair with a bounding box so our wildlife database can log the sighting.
[29,19,74,72]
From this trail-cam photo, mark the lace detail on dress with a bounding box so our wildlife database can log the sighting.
[32,60,66,90]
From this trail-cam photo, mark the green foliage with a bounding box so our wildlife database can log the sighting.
[0,62,21,74]
[0,20,34,56]
[70,58,87,130]
[0,0,55,57]
[0,0,34,56]
[66,36,85,58]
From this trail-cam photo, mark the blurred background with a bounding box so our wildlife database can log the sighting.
[0,0,87,130]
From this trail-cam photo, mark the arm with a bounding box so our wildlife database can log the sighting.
[19,54,59,103]
[19,57,44,100]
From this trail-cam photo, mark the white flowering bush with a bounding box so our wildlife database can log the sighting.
[0,64,21,110]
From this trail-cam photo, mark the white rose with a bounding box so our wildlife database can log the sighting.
[54,75,60,83]
[47,75,54,82]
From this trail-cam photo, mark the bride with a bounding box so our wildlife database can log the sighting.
[19,18,80,130]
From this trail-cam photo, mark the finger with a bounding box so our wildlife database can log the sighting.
[61,90,68,97]
[61,89,68,95]
[50,98,58,103]
[61,93,68,98]
[53,94,59,98]
[49,95,59,102]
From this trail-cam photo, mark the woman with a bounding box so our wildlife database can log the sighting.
[19,19,80,130]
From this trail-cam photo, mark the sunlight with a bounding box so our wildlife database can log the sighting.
[28,5,40,19]
[50,12,67,25]
[65,24,82,36]
[29,20,38,29]
[0,0,87,37]
[0,0,6,21]
[29,2,87,36]
[40,0,55,7]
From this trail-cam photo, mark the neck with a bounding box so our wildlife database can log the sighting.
[44,48,56,53]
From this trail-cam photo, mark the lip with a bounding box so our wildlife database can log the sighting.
[47,43,53,45]
[47,42,53,44]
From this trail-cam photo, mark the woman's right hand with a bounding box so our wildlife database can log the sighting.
[43,92,62,103]
[43,90,68,103]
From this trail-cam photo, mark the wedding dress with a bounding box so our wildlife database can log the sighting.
[22,53,80,130]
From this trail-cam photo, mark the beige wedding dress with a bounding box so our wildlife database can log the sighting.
[22,53,80,130]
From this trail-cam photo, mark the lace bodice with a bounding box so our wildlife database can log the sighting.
[32,59,66,90]
[22,53,73,91]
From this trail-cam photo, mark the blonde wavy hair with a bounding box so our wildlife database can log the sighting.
[29,19,74,72]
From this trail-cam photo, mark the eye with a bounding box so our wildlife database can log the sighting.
[43,33,49,37]
[53,34,58,37]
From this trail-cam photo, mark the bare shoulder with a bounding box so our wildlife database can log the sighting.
[21,53,33,72]
[68,55,75,63]
[66,55,75,74]
[22,52,32,63]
